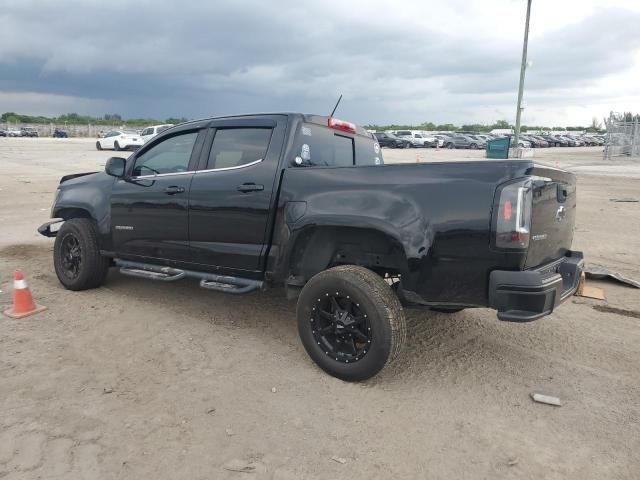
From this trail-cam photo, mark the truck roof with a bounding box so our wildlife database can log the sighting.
[170,113,372,138]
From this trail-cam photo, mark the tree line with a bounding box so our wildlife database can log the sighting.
[0,112,189,127]
[363,119,606,133]
[2,111,616,132]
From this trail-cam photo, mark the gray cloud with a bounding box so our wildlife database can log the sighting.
[1,0,639,125]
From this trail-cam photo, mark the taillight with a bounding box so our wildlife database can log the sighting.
[328,117,356,134]
[494,179,532,249]
[503,200,512,221]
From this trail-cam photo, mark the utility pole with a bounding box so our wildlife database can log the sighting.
[514,0,532,149]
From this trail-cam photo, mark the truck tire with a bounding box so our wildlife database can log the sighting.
[297,265,406,381]
[53,218,110,291]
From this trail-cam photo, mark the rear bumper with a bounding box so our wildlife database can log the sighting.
[489,251,584,322]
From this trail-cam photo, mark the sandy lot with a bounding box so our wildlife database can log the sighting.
[1,138,639,479]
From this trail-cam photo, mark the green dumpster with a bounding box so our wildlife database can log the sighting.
[486,137,511,159]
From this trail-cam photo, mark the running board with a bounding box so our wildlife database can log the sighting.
[115,259,263,294]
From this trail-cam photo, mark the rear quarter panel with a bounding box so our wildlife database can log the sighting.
[272,160,535,305]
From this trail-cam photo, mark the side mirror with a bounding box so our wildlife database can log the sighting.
[105,157,126,178]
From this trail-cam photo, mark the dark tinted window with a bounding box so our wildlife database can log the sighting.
[132,131,198,176]
[207,128,272,170]
[295,124,354,167]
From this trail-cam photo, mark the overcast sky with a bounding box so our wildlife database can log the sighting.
[1,0,639,126]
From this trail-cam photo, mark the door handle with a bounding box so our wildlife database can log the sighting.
[237,183,264,193]
[163,185,185,195]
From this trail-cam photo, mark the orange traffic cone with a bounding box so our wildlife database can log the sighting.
[3,270,47,319]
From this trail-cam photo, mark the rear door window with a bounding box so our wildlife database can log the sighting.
[207,128,273,170]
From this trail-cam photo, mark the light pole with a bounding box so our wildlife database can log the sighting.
[514,0,532,149]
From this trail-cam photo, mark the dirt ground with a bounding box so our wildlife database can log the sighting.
[1,138,639,479]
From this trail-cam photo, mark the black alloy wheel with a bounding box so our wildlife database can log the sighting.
[59,233,82,280]
[297,265,406,381]
[310,293,372,364]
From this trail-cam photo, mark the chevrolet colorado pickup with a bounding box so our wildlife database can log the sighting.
[39,113,583,381]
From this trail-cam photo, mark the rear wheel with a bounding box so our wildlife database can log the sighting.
[96,141,102,151]
[446,143,454,149]
[470,143,478,149]
[53,218,110,291]
[297,265,406,381]
[404,142,411,149]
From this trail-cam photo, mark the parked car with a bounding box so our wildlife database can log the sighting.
[502,135,532,148]
[0,129,7,137]
[39,113,583,381]
[530,135,550,148]
[96,130,144,151]
[520,135,544,148]
[581,135,599,147]
[465,135,487,149]
[140,124,174,143]
[564,136,584,147]
[19,127,39,137]
[7,128,22,137]
[373,132,411,149]
[542,135,566,147]
[420,132,444,147]
[393,131,436,148]
[53,128,68,138]
[443,135,479,149]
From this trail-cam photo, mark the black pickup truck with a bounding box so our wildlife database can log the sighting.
[39,113,583,381]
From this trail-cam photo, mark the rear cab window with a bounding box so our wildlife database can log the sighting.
[293,122,383,167]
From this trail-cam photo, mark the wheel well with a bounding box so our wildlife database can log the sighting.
[289,227,407,283]
[55,207,92,221]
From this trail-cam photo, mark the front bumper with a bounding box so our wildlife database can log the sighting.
[489,251,584,322]
[38,219,63,237]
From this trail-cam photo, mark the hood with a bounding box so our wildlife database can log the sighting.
[59,171,100,185]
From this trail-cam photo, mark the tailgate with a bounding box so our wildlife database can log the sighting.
[524,165,577,268]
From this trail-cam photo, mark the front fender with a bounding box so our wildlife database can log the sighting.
[52,172,115,238]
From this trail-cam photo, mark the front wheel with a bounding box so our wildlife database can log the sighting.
[297,265,406,381]
[446,143,454,149]
[53,218,110,291]
[96,141,102,151]
[114,141,121,151]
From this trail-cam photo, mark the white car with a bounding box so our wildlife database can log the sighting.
[96,130,144,151]
[140,124,174,143]
[394,130,441,148]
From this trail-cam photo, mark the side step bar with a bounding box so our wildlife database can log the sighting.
[115,259,263,294]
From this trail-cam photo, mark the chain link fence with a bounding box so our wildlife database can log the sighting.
[604,112,640,159]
